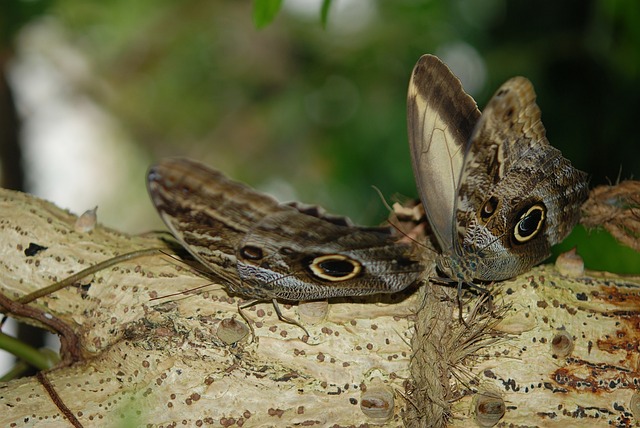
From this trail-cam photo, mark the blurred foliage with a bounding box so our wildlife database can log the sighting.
[553,226,640,275]
[319,0,333,29]
[2,0,640,272]
[253,0,283,29]
[0,0,52,45]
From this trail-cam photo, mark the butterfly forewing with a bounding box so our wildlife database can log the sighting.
[407,54,481,253]
[147,158,283,293]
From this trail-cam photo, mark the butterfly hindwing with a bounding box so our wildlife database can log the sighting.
[238,209,423,300]
[148,158,423,301]
[454,77,589,280]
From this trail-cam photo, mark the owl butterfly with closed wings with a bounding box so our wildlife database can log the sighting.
[147,158,423,330]
[407,55,589,287]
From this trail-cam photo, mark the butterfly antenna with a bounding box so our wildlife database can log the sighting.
[158,250,223,279]
[149,282,218,301]
[148,250,229,302]
[372,190,439,259]
[470,226,507,260]
[371,185,394,213]
[387,219,436,256]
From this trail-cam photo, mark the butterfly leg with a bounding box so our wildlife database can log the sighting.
[271,299,310,338]
[456,281,493,326]
[455,281,469,327]
[237,299,310,340]
[237,299,259,343]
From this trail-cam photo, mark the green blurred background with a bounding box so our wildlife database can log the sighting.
[1,0,639,273]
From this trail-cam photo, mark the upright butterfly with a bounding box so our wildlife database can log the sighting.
[407,54,589,285]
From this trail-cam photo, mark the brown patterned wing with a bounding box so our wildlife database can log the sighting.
[148,158,423,301]
[453,77,589,280]
[237,209,424,301]
[147,158,282,296]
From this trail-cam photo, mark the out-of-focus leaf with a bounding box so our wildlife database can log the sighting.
[320,0,333,29]
[252,0,283,29]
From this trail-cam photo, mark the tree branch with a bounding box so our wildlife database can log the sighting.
[0,188,638,427]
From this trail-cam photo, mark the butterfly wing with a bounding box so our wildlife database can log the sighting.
[147,158,283,296]
[238,209,423,300]
[148,158,423,301]
[455,77,589,280]
[407,54,481,253]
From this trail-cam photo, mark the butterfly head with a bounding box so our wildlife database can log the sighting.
[435,252,478,284]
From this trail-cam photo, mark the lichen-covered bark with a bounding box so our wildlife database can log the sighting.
[0,189,417,426]
[406,266,640,427]
[0,188,639,427]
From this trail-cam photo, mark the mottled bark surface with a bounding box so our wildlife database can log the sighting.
[0,188,638,427]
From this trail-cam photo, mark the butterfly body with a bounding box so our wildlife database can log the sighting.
[408,55,589,284]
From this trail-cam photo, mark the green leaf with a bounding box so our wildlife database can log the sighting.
[320,0,333,29]
[252,0,283,29]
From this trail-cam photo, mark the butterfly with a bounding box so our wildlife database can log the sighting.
[147,158,424,314]
[407,54,589,286]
